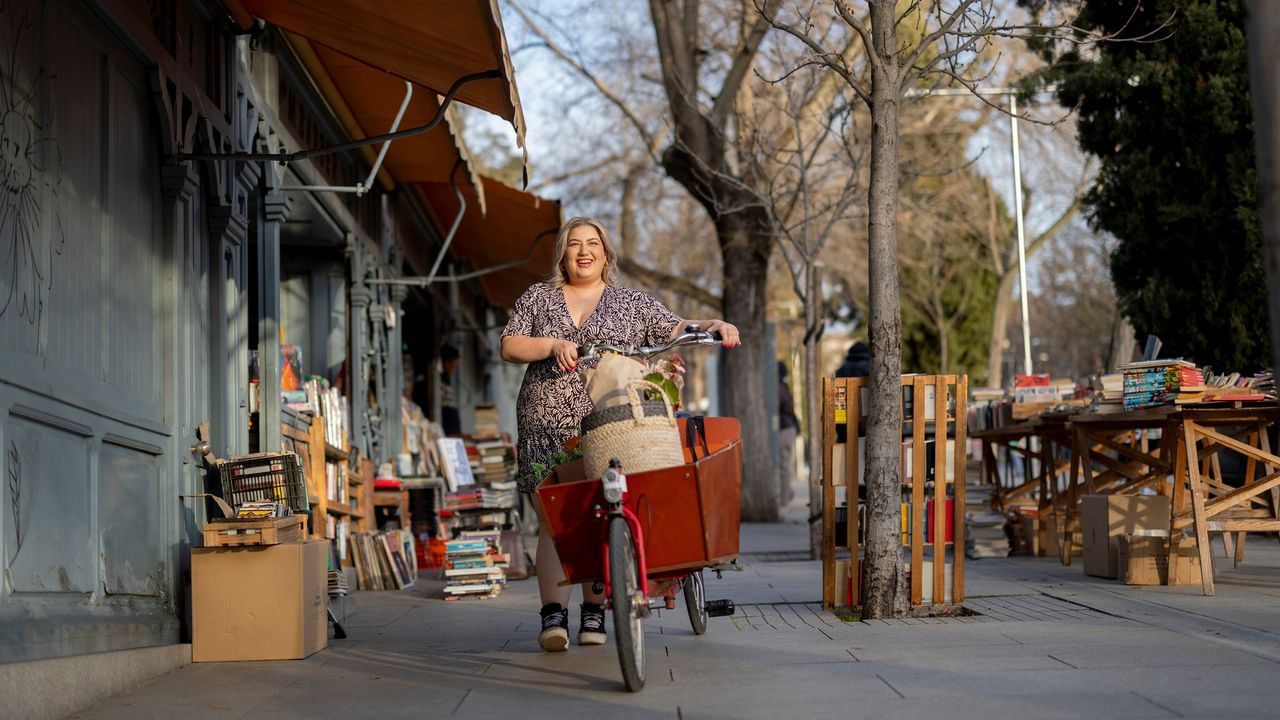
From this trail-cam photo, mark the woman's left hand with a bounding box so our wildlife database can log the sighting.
[702,320,740,347]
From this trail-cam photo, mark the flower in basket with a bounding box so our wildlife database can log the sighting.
[641,354,686,409]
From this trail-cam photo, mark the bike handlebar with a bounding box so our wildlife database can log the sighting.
[578,323,723,361]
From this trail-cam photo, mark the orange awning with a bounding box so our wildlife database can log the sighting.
[237,0,526,161]
[420,176,562,309]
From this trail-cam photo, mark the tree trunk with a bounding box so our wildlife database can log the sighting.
[805,263,823,559]
[719,216,778,521]
[862,4,907,619]
[986,270,1017,388]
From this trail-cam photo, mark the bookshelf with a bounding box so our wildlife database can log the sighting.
[821,375,968,610]
[273,409,371,567]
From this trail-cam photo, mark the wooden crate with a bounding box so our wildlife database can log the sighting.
[202,514,308,547]
[822,375,967,610]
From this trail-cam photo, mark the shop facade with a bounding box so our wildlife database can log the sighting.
[0,0,546,664]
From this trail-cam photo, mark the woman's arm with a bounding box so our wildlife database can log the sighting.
[501,335,581,371]
[672,319,740,347]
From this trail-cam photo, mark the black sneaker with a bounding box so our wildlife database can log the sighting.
[538,603,569,652]
[579,602,607,646]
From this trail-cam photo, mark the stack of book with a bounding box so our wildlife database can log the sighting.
[443,531,507,600]
[1120,359,1205,409]
[968,388,1012,431]
[1096,373,1125,410]
[474,440,515,483]
[1202,369,1276,401]
[350,530,416,591]
[474,403,501,440]
[963,483,1007,559]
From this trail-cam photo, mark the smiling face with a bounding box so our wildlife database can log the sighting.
[562,224,606,287]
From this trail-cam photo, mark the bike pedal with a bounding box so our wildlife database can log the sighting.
[705,599,735,617]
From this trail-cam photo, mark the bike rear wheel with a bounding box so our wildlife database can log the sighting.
[608,516,645,691]
[684,571,708,635]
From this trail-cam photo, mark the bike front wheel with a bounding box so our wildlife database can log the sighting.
[684,571,708,635]
[608,516,645,691]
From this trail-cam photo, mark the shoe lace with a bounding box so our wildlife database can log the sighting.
[542,607,568,630]
[581,606,605,632]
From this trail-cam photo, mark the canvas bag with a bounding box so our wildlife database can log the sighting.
[584,353,648,411]
[581,378,685,479]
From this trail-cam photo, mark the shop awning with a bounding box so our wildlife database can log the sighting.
[232,0,526,164]
[420,176,562,309]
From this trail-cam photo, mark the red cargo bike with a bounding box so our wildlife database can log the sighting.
[533,327,742,691]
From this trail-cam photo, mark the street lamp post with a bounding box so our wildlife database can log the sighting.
[906,86,1039,377]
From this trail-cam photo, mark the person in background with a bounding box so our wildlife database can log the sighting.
[500,216,739,653]
[836,340,871,378]
[439,344,462,436]
[777,361,799,506]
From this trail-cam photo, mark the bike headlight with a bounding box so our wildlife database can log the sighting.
[601,467,626,503]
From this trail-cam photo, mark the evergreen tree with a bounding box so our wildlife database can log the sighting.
[1036,0,1267,371]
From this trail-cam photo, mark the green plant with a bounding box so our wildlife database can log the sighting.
[530,444,584,481]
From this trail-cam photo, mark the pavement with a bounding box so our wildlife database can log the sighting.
[64,500,1280,720]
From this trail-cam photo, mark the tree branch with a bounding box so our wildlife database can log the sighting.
[508,1,660,160]
[618,257,721,309]
[713,0,777,125]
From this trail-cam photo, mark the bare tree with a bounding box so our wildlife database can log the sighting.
[511,0,803,520]
[750,65,867,555]
[762,0,1134,617]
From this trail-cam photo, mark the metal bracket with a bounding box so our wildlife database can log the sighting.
[280,80,414,196]
[175,69,500,166]
[365,227,558,289]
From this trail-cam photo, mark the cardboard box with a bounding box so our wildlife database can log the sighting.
[192,540,327,662]
[1081,495,1170,578]
[1117,535,1203,585]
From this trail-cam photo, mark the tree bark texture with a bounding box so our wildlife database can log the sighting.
[805,263,824,559]
[650,0,778,521]
[719,217,779,521]
[862,0,907,619]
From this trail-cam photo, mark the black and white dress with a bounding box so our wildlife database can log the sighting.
[502,282,681,493]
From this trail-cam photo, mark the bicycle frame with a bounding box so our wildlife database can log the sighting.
[598,502,650,603]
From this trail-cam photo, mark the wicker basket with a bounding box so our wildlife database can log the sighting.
[581,379,685,479]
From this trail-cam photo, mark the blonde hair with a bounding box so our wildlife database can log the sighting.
[546,216,620,288]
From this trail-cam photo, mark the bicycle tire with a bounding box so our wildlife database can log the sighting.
[684,571,708,635]
[608,516,645,691]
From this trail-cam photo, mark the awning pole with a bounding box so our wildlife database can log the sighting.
[360,80,414,194]
[424,159,469,285]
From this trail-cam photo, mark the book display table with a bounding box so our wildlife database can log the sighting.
[1059,406,1177,566]
[971,421,1040,512]
[1170,405,1280,594]
[1050,403,1280,595]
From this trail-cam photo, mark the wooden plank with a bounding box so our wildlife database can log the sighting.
[1258,424,1280,538]
[848,378,861,606]
[1182,421,1216,595]
[1200,469,1280,519]
[910,378,926,607]
[822,377,836,608]
[932,377,946,605]
[953,375,967,603]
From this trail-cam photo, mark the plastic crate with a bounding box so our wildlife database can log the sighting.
[217,452,310,514]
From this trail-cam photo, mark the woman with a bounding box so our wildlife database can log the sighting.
[501,216,739,652]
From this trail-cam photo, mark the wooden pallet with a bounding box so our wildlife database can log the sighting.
[821,375,967,610]
[202,514,308,547]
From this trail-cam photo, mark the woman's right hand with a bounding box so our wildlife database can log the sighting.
[551,339,579,373]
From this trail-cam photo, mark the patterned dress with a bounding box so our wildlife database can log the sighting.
[502,282,682,493]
